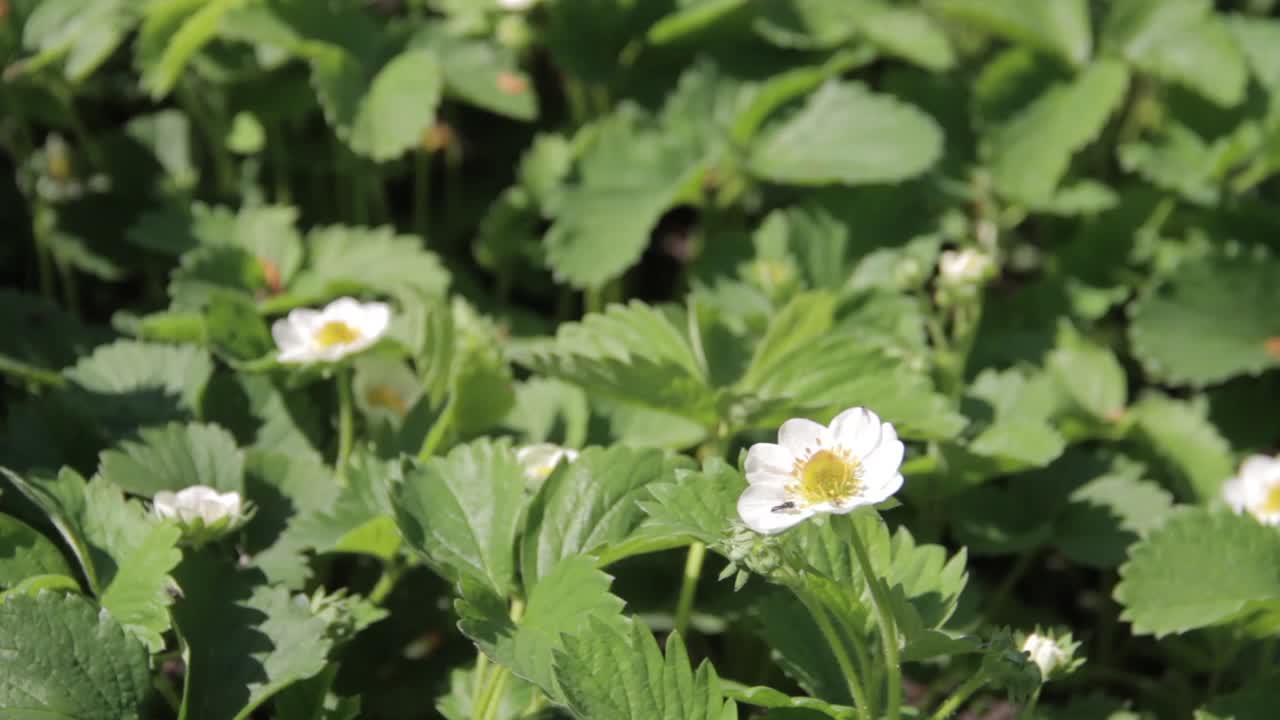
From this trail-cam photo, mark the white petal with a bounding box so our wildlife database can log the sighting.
[745,443,796,480]
[285,308,324,335]
[354,302,392,341]
[271,316,308,353]
[1223,476,1248,513]
[738,484,813,535]
[323,297,365,321]
[153,491,178,519]
[858,472,904,506]
[832,407,887,460]
[859,426,904,485]
[778,418,827,455]
[1241,455,1280,485]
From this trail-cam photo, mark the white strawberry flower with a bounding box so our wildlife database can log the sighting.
[497,0,537,11]
[1021,632,1068,679]
[153,485,251,545]
[938,247,995,286]
[738,407,905,535]
[516,443,579,484]
[1223,454,1280,526]
[272,297,391,364]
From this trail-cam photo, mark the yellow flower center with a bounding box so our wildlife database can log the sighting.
[314,320,361,348]
[364,385,407,416]
[792,449,862,507]
[1261,485,1280,516]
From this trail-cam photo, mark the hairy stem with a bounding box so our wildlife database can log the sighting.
[673,541,706,637]
[849,517,902,720]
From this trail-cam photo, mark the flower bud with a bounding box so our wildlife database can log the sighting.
[153,485,251,547]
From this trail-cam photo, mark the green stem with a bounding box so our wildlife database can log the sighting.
[154,672,181,712]
[472,653,490,712]
[418,392,456,461]
[268,122,291,204]
[929,671,988,720]
[368,556,404,604]
[414,150,432,241]
[32,204,56,300]
[673,541,706,637]
[55,255,78,315]
[473,599,525,720]
[584,287,603,316]
[848,517,902,720]
[1017,687,1041,720]
[798,591,875,720]
[336,366,354,485]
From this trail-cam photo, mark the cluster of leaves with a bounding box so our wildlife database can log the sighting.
[2,0,1280,718]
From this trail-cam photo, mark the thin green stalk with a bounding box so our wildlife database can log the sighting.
[472,653,490,712]
[848,518,902,720]
[418,392,456,461]
[268,121,291,204]
[414,150,432,240]
[55,256,78,315]
[584,287,604,315]
[798,591,875,720]
[673,541,706,637]
[32,206,56,300]
[929,671,988,720]
[368,556,404,605]
[336,366,354,485]
[474,599,525,720]
[1017,687,1041,720]
[154,672,181,712]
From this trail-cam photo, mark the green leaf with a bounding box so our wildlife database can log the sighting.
[988,60,1129,205]
[410,27,537,121]
[748,81,943,186]
[754,0,863,49]
[1054,472,1174,569]
[510,301,717,427]
[241,449,339,587]
[1129,254,1280,386]
[648,0,748,45]
[457,555,625,702]
[1115,508,1280,637]
[857,5,956,72]
[0,592,151,719]
[290,453,399,562]
[544,109,702,289]
[312,47,443,161]
[0,513,74,588]
[952,367,1067,475]
[394,440,526,596]
[19,0,139,82]
[99,421,245,497]
[0,289,103,382]
[2,467,158,595]
[1047,326,1128,423]
[722,680,852,718]
[99,523,182,652]
[735,326,966,441]
[1103,0,1247,108]
[554,617,737,720]
[268,225,449,310]
[934,0,1092,67]
[640,458,744,546]
[1128,393,1234,503]
[64,339,215,428]
[436,665,536,720]
[136,0,242,98]
[169,244,269,310]
[1230,14,1280,97]
[521,446,693,585]
[751,591,851,705]
[173,551,332,720]
[1197,682,1280,720]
